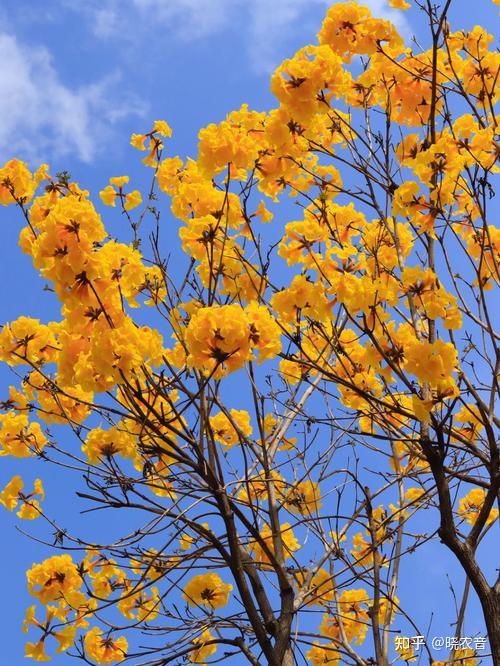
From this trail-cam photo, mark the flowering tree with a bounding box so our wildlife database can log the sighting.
[0,1,498,665]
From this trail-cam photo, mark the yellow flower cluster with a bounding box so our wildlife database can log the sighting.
[0,476,44,519]
[209,408,253,448]
[320,588,396,646]
[27,554,83,605]
[99,175,142,211]
[190,628,217,664]
[249,522,300,566]
[182,303,281,377]
[84,627,128,664]
[82,425,139,466]
[0,159,46,205]
[183,573,233,609]
[295,567,335,607]
[0,1,498,663]
[458,488,498,526]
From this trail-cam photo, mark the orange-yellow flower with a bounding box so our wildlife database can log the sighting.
[0,475,44,519]
[84,627,128,664]
[0,159,37,205]
[249,522,300,565]
[296,567,335,606]
[153,120,172,137]
[458,488,498,526]
[190,628,217,664]
[306,642,340,665]
[130,133,147,150]
[283,480,322,516]
[27,554,82,604]
[25,640,51,662]
[320,588,370,645]
[209,409,252,448]
[183,573,233,609]
[99,184,118,206]
[124,189,142,211]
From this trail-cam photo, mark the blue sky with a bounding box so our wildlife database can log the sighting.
[0,0,498,664]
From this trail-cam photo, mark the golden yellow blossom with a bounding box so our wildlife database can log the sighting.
[84,627,128,664]
[306,642,340,665]
[458,488,498,526]
[209,409,253,448]
[190,628,217,664]
[283,479,322,515]
[249,522,300,566]
[0,475,44,519]
[183,573,233,609]
[27,554,82,604]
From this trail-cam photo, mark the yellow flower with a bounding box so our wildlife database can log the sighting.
[405,487,426,505]
[84,627,128,664]
[183,573,233,609]
[405,339,458,388]
[118,585,160,622]
[271,274,332,324]
[109,175,129,188]
[237,470,286,504]
[153,120,172,137]
[255,201,274,223]
[157,156,183,195]
[180,533,194,550]
[389,0,410,8]
[320,588,370,645]
[82,426,138,466]
[0,475,24,510]
[0,159,37,205]
[124,189,142,211]
[283,480,322,516]
[190,628,217,664]
[99,184,117,206]
[130,133,147,150]
[395,642,417,662]
[296,567,335,606]
[0,317,58,367]
[0,475,44,518]
[351,532,388,569]
[249,522,300,566]
[433,649,477,666]
[25,640,51,662]
[54,625,78,653]
[453,404,484,443]
[23,605,39,634]
[306,642,339,665]
[411,395,432,424]
[458,488,498,526]
[209,409,253,448]
[184,304,251,376]
[27,554,82,604]
[318,2,403,62]
[245,302,282,363]
[92,561,126,600]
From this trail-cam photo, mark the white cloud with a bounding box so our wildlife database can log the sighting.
[78,0,412,72]
[133,0,237,38]
[244,0,334,73]
[0,32,145,165]
[4,0,410,166]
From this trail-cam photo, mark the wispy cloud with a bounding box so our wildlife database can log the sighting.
[0,32,145,165]
[133,0,238,39]
[70,0,412,73]
[232,0,410,73]
[1,1,411,165]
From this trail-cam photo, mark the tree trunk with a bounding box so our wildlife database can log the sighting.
[482,590,500,666]
[281,647,294,666]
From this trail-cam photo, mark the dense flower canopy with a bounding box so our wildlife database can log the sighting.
[0,2,499,665]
